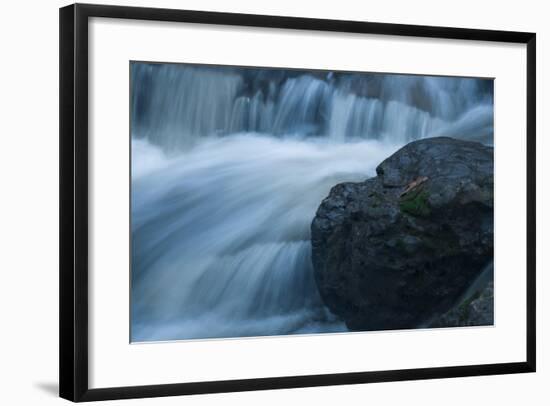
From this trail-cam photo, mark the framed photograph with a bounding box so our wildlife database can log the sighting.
[59,3,536,402]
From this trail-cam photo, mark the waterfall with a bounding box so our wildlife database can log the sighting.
[130,62,494,341]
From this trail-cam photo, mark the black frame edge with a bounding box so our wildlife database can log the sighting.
[60,3,91,402]
[526,34,536,372]
[76,2,534,43]
[74,2,91,402]
[60,3,537,402]
[79,362,532,402]
[59,4,77,402]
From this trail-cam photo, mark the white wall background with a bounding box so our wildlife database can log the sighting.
[0,0,547,404]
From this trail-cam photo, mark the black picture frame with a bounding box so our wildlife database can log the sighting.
[59,3,536,402]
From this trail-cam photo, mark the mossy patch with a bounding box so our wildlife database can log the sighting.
[395,238,407,252]
[457,290,479,323]
[368,192,385,208]
[399,189,431,217]
[457,301,471,323]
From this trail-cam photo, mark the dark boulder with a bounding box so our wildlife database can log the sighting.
[311,137,493,331]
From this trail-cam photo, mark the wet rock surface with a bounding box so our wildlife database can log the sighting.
[311,137,494,331]
[430,280,494,328]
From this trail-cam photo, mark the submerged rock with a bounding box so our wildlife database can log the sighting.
[311,137,493,331]
[430,280,494,328]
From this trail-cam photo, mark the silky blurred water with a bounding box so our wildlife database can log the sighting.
[130,63,493,341]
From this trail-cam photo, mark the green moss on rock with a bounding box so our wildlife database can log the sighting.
[399,189,431,217]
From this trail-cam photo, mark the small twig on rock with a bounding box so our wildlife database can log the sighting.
[400,176,429,197]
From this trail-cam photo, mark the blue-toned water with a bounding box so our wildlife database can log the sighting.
[130,63,493,341]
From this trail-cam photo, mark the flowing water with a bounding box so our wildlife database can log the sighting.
[130,63,493,342]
